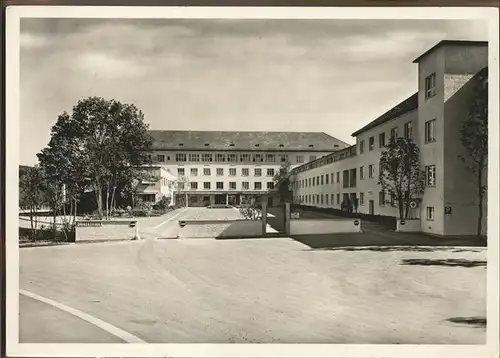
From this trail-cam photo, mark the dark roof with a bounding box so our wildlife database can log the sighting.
[351,93,418,137]
[149,130,350,151]
[413,40,488,63]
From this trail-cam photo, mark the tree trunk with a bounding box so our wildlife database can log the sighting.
[30,205,34,240]
[95,184,103,219]
[105,184,110,220]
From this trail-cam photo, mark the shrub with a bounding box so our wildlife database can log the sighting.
[152,196,171,210]
[239,203,262,220]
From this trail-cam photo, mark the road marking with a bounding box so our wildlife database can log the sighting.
[19,290,147,344]
[153,207,188,229]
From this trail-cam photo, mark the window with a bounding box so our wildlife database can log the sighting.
[331,194,334,205]
[215,154,226,162]
[216,168,224,176]
[267,168,275,177]
[349,168,357,188]
[342,170,349,188]
[188,154,200,162]
[330,173,334,184]
[360,192,364,206]
[204,182,211,189]
[390,127,398,141]
[425,119,436,143]
[178,168,185,176]
[227,153,238,162]
[368,165,374,179]
[229,168,236,176]
[190,168,198,176]
[202,153,213,162]
[425,73,436,99]
[368,136,375,151]
[325,195,329,205]
[312,177,316,186]
[240,154,251,162]
[242,168,249,177]
[229,182,236,190]
[267,182,274,190]
[379,191,386,206]
[157,154,165,162]
[379,132,386,147]
[266,154,275,162]
[254,182,262,190]
[242,182,249,190]
[316,176,320,186]
[426,206,435,220]
[296,155,304,164]
[216,182,224,190]
[336,193,340,204]
[203,168,211,176]
[190,182,198,189]
[321,175,324,185]
[178,182,185,189]
[253,154,263,162]
[426,165,436,186]
[336,172,340,183]
[404,121,413,139]
[325,174,329,185]
[309,155,317,162]
[390,191,396,206]
[254,168,262,177]
[308,178,312,187]
[176,153,187,162]
[360,166,365,180]
[359,140,365,154]
[320,194,324,205]
[280,155,288,162]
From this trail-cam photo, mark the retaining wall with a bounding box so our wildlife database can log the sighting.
[290,218,362,235]
[396,219,421,232]
[75,220,139,242]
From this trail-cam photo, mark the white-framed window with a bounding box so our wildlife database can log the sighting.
[190,168,198,176]
[253,154,264,162]
[336,172,340,183]
[404,121,413,139]
[267,182,274,190]
[331,194,334,205]
[216,182,224,190]
[360,192,364,206]
[296,155,304,164]
[215,154,226,162]
[266,154,275,162]
[368,164,374,179]
[176,153,187,162]
[360,166,365,180]
[254,168,262,177]
[202,153,213,162]
[240,154,251,162]
[242,182,249,190]
[229,168,236,176]
[426,206,435,220]
[178,182,185,190]
[242,168,249,177]
[390,127,398,141]
[309,155,317,162]
[157,154,165,162]
[188,153,200,162]
[379,132,385,147]
[267,168,275,177]
[325,174,329,184]
[203,168,211,176]
[229,182,236,190]
[254,182,262,190]
[359,140,365,154]
[203,182,211,189]
[321,175,324,185]
[280,154,288,162]
[368,136,375,151]
[425,73,436,99]
[336,193,340,204]
[426,165,436,186]
[227,153,238,162]
[178,168,185,176]
[379,191,386,206]
[216,168,224,176]
[425,119,436,143]
[190,182,198,189]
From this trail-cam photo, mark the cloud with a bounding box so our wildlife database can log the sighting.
[76,52,151,79]
[20,33,49,49]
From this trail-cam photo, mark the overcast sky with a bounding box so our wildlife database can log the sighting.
[19,18,487,165]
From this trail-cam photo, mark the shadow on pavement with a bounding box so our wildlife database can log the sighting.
[446,317,487,328]
[401,258,487,268]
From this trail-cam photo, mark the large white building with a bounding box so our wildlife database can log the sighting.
[141,131,349,207]
[291,40,488,238]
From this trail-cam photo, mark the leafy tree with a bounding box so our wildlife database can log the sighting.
[378,137,426,220]
[175,175,190,207]
[19,165,46,240]
[273,161,296,203]
[459,67,488,238]
[37,97,153,220]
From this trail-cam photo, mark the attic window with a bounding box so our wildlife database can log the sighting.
[255,144,260,147]
[308,144,314,148]
[334,144,339,148]
[204,143,209,147]
[229,143,235,147]
[279,144,284,147]
[179,143,184,147]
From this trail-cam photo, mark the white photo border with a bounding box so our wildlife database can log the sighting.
[5,5,500,358]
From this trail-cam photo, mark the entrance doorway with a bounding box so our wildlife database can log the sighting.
[214,194,227,205]
[203,196,210,207]
[369,200,375,215]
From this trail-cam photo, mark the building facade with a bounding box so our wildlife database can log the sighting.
[291,40,488,237]
[146,131,349,207]
[136,166,178,205]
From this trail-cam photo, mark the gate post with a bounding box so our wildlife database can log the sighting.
[261,196,268,236]
[285,202,291,235]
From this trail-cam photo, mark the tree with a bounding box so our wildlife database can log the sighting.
[37,97,153,220]
[19,165,46,240]
[175,175,190,207]
[459,67,488,238]
[378,137,426,220]
[273,161,295,203]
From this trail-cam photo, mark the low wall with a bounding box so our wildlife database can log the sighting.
[396,219,421,232]
[75,220,139,242]
[178,219,264,239]
[290,219,362,235]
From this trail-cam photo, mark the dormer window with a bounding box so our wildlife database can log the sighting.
[279,144,284,148]
[334,144,339,148]
[255,144,260,147]
[204,143,209,147]
[179,143,184,147]
[308,144,314,148]
[229,143,235,147]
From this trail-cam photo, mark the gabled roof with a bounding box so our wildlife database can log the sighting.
[351,93,418,137]
[149,130,350,152]
[413,40,488,63]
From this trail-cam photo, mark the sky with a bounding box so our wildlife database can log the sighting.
[19,18,488,165]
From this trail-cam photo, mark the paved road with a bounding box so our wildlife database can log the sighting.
[20,229,486,344]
